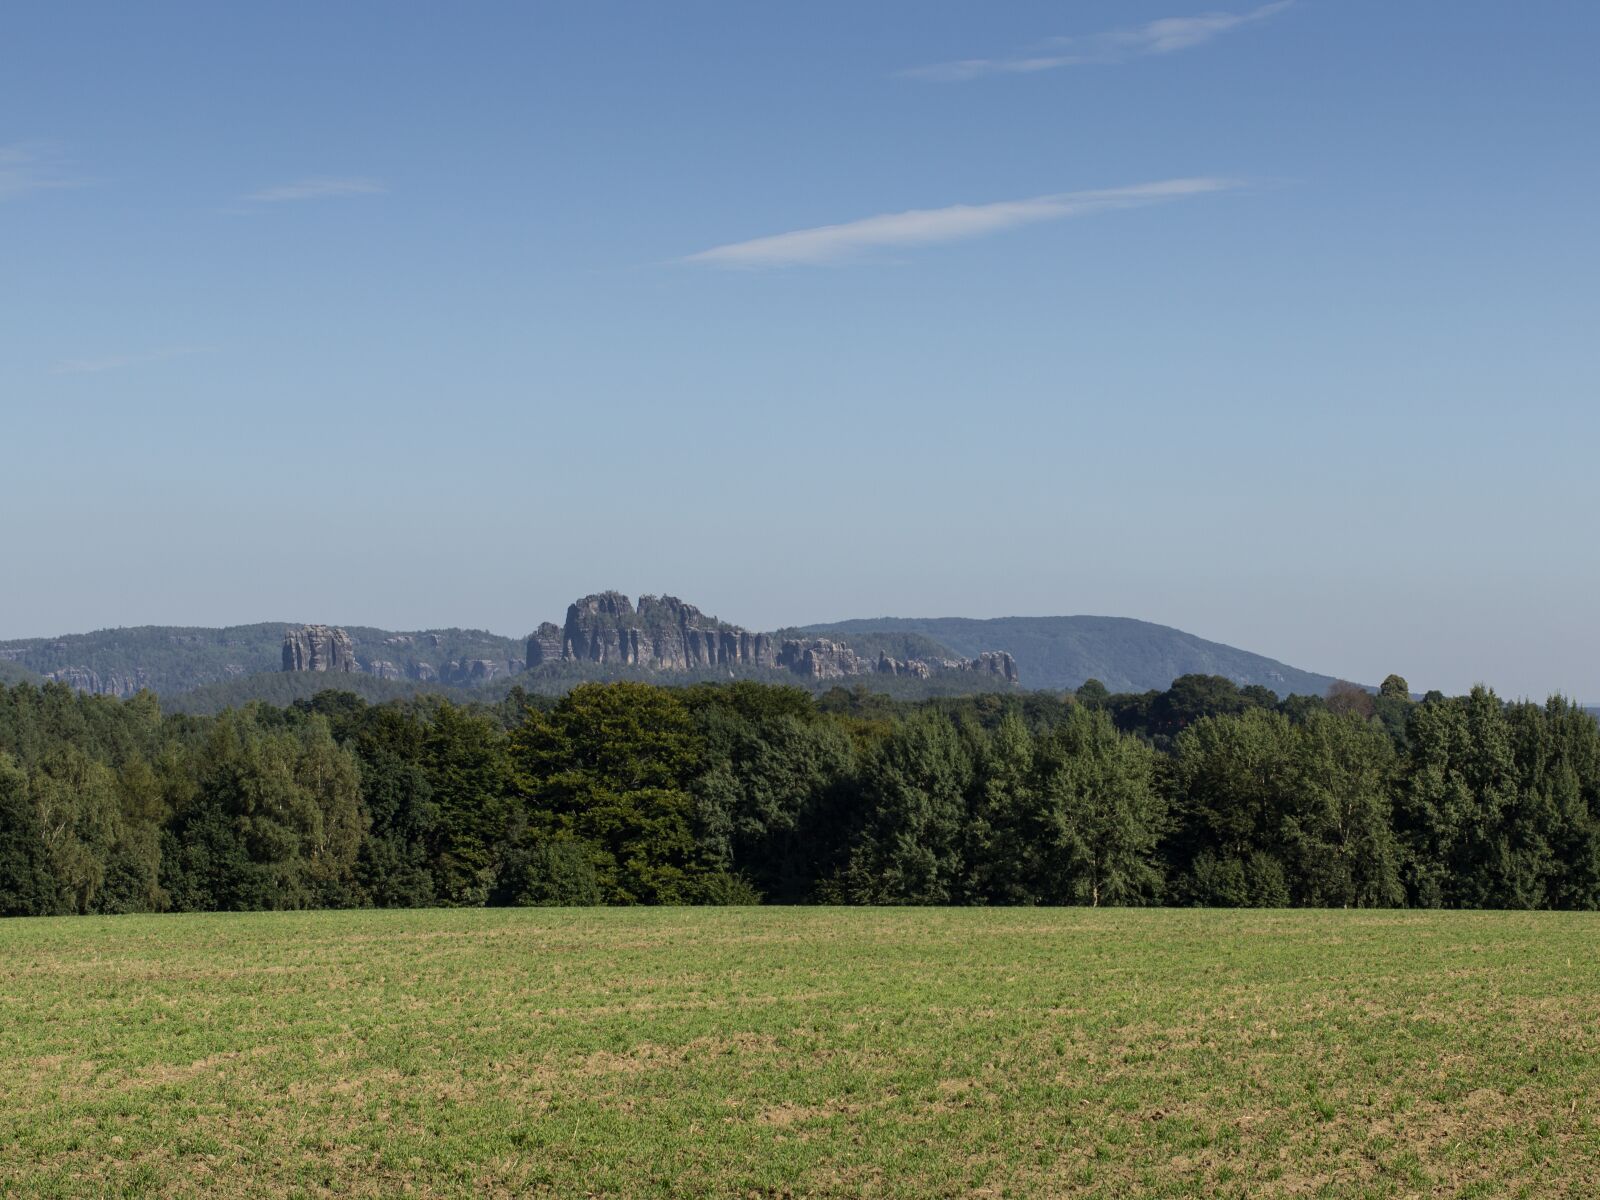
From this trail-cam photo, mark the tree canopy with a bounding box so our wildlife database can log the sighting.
[3,672,1599,914]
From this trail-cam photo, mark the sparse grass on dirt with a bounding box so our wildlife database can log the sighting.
[1,908,1596,1198]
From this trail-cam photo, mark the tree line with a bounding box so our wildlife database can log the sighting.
[2,672,1597,915]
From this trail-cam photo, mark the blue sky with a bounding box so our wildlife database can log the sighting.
[3,1,1598,699]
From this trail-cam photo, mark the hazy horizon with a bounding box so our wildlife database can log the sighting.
[3,594,1591,704]
[5,1,1597,700]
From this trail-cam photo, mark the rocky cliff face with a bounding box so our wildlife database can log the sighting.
[875,653,931,679]
[44,666,154,697]
[777,639,1019,684]
[282,625,357,673]
[541,594,1017,685]
[778,638,868,679]
[440,658,523,684]
[556,592,777,671]
[526,622,563,668]
[970,651,1020,684]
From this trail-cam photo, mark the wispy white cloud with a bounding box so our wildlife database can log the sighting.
[0,143,81,201]
[903,1,1292,81]
[52,345,217,375]
[241,177,385,204]
[683,178,1238,269]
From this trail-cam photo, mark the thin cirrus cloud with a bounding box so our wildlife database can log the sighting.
[902,1,1293,81]
[240,177,385,204]
[683,178,1238,269]
[0,143,81,201]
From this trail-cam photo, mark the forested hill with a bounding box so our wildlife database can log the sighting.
[797,615,1343,695]
[0,661,40,687]
[0,625,523,699]
[3,610,1349,703]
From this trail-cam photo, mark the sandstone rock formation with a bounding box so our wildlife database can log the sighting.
[528,593,1019,686]
[778,638,868,679]
[971,650,1020,684]
[282,625,357,673]
[780,641,1017,684]
[558,593,777,670]
[876,652,932,679]
[440,658,521,684]
[45,666,152,697]
[526,622,563,668]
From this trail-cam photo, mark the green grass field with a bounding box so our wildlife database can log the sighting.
[2,909,1596,1198]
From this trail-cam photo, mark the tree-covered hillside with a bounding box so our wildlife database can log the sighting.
[799,615,1343,695]
[163,661,1031,717]
[0,662,40,687]
[0,609,1354,704]
[161,671,491,716]
[0,625,525,697]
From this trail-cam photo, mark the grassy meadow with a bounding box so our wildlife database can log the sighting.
[1,908,1596,1198]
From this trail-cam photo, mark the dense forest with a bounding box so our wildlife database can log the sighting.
[2,673,1597,916]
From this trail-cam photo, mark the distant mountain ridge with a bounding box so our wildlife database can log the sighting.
[1,599,1350,703]
[796,615,1345,696]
